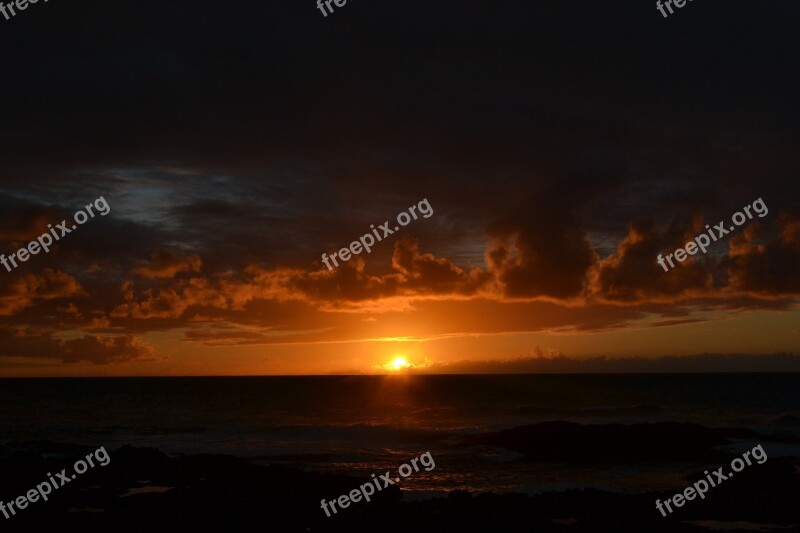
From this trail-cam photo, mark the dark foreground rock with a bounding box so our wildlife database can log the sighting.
[0,444,797,533]
[465,421,797,463]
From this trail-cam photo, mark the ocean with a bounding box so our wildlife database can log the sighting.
[2,374,799,499]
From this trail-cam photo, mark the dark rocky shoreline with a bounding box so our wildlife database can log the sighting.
[1,423,799,533]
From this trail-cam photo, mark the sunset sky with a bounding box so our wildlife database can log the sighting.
[0,1,798,376]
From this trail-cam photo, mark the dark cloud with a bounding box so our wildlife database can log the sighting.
[0,199,66,243]
[59,335,157,365]
[593,218,716,302]
[727,215,800,295]
[0,329,155,365]
[486,195,598,300]
[0,1,798,365]
[132,250,203,279]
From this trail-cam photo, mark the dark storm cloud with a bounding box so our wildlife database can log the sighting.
[727,215,800,295]
[0,196,65,242]
[595,213,800,302]
[594,218,716,302]
[0,1,799,362]
[0,193,177,274]
[1,0,798,177]
[485,182,603,299]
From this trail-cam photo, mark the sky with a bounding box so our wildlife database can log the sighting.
[0,0,798,376]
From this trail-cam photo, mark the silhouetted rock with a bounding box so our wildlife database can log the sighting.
[465,421,791,463]
[0,442,797,532]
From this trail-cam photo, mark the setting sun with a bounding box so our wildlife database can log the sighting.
[390,357,410,370]
[371,353,434,373]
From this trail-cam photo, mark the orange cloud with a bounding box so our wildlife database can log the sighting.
[132,250,203,279]
[0,269,84,316]
[0,205,65,243]
[0,329,156,364]
[727,214,800,295]
[59,334,158,364]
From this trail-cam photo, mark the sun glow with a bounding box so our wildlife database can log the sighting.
[372,352,434,373]
[389,356,410,371]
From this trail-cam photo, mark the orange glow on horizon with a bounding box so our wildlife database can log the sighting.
[389,356,410,370]
[374,356,412,372]
[371,352,437,374]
